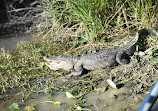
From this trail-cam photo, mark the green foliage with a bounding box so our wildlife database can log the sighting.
[67,0,104,40]
[150,48,158,63]
[34,0,157,43]
[0,40,69,93]
[152,49,158,57]
[8,103,19,110]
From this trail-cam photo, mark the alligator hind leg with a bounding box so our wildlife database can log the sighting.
[116,51,130,65]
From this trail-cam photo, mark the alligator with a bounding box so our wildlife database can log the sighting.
[43,29,157,78]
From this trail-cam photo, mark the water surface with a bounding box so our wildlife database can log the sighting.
[0,33,32,50]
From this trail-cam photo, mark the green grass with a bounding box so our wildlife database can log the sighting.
[0,39,69,92]
[33,0,157,42]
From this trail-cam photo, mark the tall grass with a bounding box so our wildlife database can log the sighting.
[34,0,157,43]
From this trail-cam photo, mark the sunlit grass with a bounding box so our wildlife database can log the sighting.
[33,0,157,42]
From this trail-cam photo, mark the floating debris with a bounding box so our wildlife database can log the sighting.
[106,79,117,89]
[25,106,35,111]
[138,51,145,57]
[66,92,75,99]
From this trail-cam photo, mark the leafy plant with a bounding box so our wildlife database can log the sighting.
[8,103,19,110]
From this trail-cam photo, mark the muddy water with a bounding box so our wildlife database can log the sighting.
[0,90,77,111]
[0,33,32,50]
[0,87,143,111]
[84,88,142,111]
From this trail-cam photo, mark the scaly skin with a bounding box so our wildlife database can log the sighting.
[44,29,157,78]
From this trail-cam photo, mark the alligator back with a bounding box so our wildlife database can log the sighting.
[77,32,139,70]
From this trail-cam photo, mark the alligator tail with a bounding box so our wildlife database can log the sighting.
[122,32,139,50]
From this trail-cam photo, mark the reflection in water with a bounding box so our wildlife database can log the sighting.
[0,33,32,50]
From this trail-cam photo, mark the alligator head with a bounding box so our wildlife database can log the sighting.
[43,56,74,71]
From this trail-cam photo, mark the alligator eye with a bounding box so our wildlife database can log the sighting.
[56,62,60,64]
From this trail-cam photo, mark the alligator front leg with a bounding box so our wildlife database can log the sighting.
[66,71,83,78]
[116,51,130,65]
[66,61,84,78]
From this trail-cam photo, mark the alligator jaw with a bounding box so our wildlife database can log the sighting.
[44,61,56,70]
[43,56,74,70]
